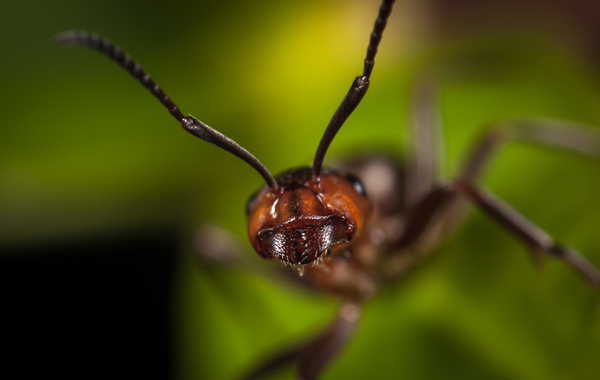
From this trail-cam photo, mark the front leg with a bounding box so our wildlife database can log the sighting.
[192,225,307,287]
[241,302,361,380]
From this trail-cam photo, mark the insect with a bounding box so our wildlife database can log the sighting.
[56,0,600,378]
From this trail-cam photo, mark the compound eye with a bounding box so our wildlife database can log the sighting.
[246,192,259,216]
[345,173,367,197]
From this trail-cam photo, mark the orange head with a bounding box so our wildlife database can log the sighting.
[246,167,371,267]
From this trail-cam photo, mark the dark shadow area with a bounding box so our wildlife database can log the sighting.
[1,227,179,379]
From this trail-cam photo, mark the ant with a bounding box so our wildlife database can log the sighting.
[57,0,600,378]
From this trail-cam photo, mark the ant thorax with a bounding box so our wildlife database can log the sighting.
[246,167,371,274]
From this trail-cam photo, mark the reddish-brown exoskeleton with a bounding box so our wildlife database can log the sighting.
[57,0,600,378]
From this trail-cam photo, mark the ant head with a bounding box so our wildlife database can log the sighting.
[246,167,371,270]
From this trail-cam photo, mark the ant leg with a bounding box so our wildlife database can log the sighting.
[405,79,444,208]
[459,118,600,183]
[193,225,251,267]
[192,225,280,276]
[192,225,301,285]
[390,180,600,288]
[453,182,600,287]
[297,302,360,380]
[240,345,303,380]
[438,119,600,237]
[394,183,456,252]
[240,302,360,380]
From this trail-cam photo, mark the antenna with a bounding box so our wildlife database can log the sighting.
[312,0,395,181]
[55,31,278,191]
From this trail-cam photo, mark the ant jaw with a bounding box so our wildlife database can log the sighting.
[257,217,351,269]
[279,248,333,276]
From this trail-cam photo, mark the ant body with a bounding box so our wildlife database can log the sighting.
[57,0,600,378]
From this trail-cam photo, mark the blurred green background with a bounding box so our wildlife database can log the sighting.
[2,0,600,379]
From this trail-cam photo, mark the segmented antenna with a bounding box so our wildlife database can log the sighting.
[55,31,278,191]
[312,0,395,180]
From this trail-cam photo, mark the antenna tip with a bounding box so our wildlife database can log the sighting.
[54,30,81,44]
